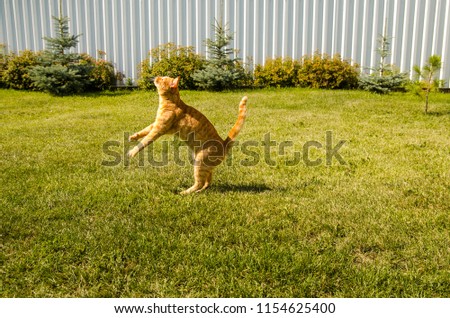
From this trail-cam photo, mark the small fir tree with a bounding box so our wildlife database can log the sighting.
[412,55,443,114]
[359,33,408,94]
[31,15,92,95]
[44,16,80,61]
[377,33,390,77]
[192,20,247,91]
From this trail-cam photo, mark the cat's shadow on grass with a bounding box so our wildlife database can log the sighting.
[427,109,450,116]
[211,183,271,193]
[174,183,271,194]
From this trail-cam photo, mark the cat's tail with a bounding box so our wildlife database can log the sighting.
[223,96,247,148]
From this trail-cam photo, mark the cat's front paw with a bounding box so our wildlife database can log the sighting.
[129,133,139,141]
[127,147,139,158]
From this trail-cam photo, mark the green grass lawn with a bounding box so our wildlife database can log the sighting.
[1,88,449,297]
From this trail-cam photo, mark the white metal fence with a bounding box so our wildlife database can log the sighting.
[1,0,449,86]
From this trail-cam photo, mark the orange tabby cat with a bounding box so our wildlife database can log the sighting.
[128,76,247,194]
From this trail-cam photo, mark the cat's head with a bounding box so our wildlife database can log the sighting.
[154,76,180,98]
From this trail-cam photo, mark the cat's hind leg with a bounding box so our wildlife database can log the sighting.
[180,166,212,195]
[180,184,200,195]
[196,169,213,193]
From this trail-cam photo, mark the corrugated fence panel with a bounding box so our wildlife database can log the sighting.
[0,0,449,86]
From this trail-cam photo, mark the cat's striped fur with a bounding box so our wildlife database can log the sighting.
[128,76,247,194]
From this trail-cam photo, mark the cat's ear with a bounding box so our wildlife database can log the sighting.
[170,76,180,89]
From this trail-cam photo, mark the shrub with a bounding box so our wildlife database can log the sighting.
[253,57,300,88]
[192,20,249,91]
[3,50,41,90]
[0,44,10,88]
[80,52,116,91]
[297,53,359,89]
[89,58,116,91]
[138,43,205,90]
